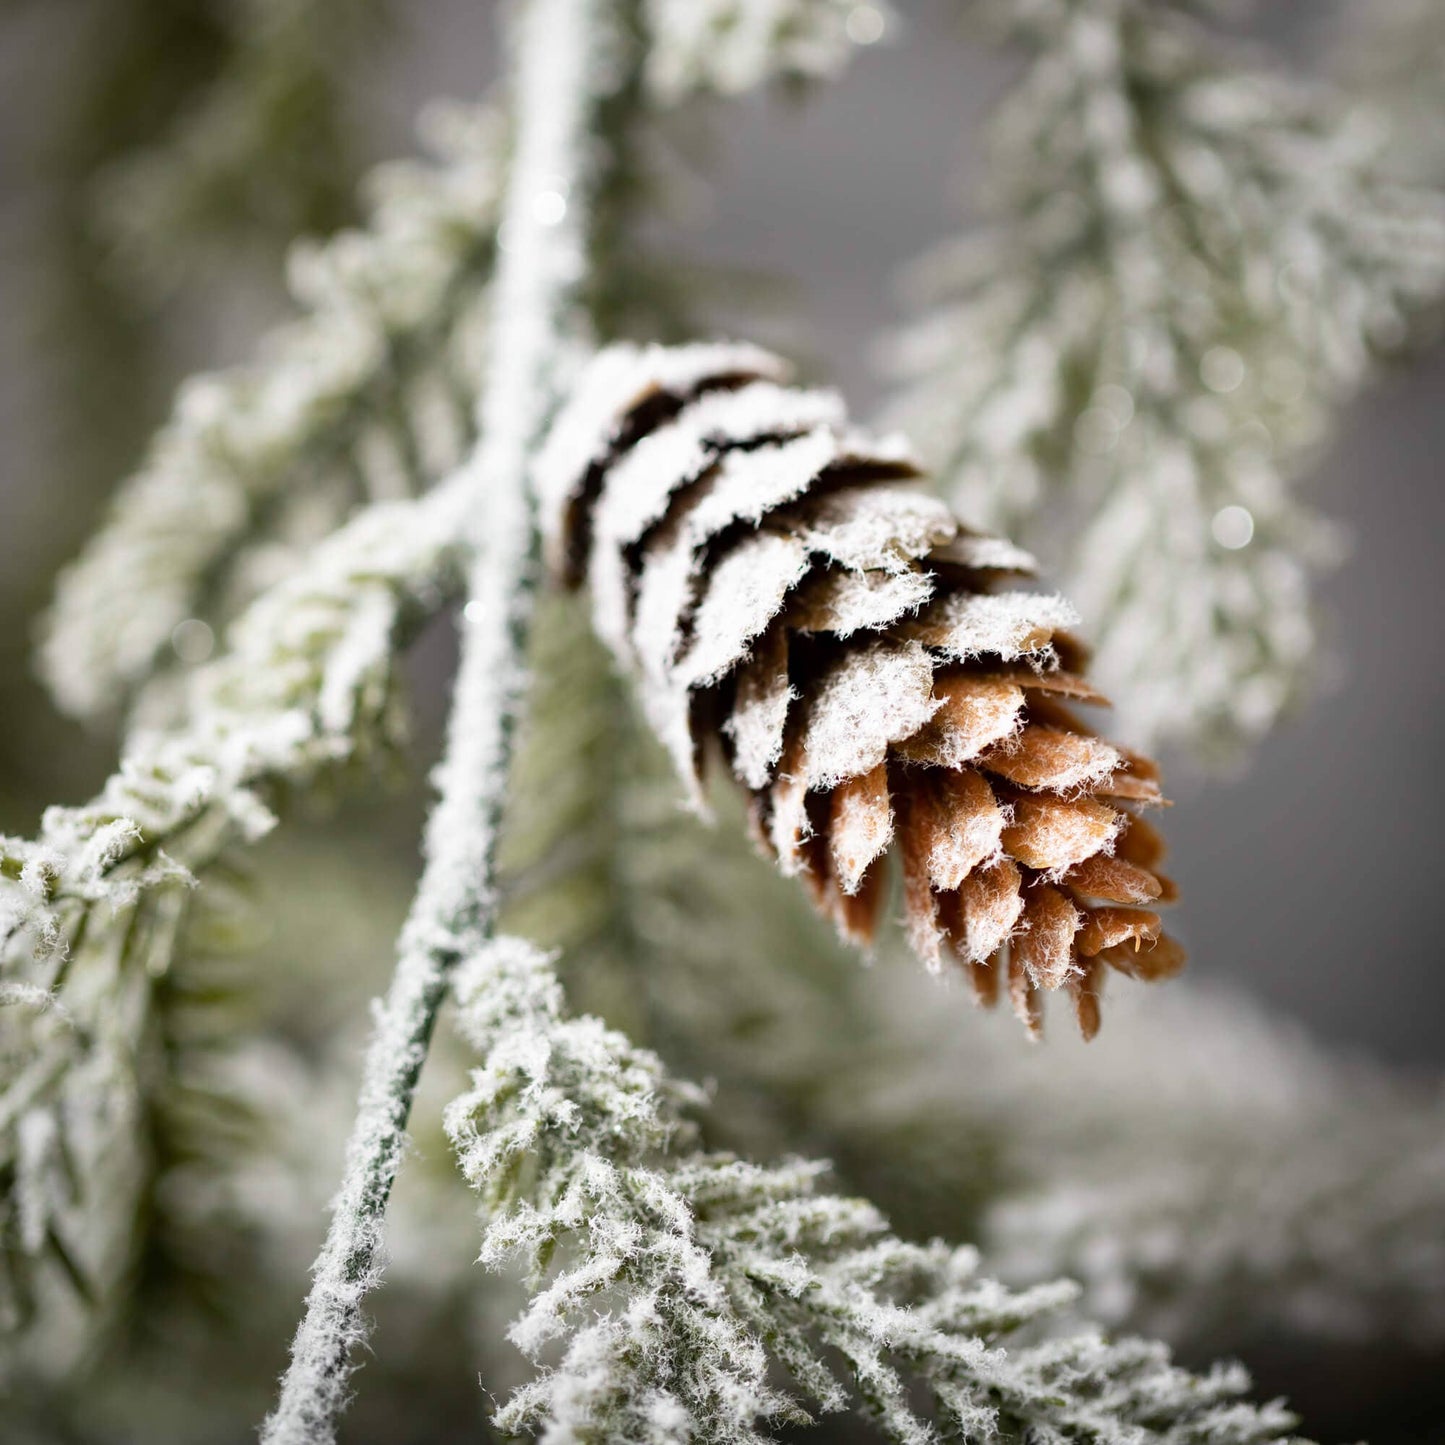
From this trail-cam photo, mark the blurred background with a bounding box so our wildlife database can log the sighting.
[1,1,1442,1441]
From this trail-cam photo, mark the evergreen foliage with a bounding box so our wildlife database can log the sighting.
[40,101,503,722]
[884,0,1445,752]
[3,1,1443,1439]
[2,485,467,1367]
[448,937,1302,1445]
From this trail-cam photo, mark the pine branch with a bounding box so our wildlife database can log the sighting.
[39,98,505,723]
[664,899,1445,1362]
[1,482,470,1363]
[34,0,870,729]
[500,615,1445,1369]
[974,987,1445,1353]
[259,0,618,1437]
[11,2,1437,1435]
[883,0,1445,756]
[7,0,900,1404]
[4,830,501,1433]
[672,953,1445,1361]
[4,484,470,978]
[446,934,1304,1444]
[469,338,1329,1438]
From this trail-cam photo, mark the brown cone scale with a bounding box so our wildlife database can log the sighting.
[536,342,1185,1038]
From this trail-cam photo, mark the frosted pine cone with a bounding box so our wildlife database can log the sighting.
[536,342,1183,1037]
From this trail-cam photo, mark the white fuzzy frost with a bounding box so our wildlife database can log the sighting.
[443,935,1304,1445]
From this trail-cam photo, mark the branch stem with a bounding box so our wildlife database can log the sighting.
[261,0,611,1437]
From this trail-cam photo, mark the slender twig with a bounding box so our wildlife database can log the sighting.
[260,0,611,1438]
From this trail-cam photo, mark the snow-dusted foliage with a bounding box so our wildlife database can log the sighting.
[448,936,1301,1445]
[503,602,1445,1372]
[1,484,468,1362]
[643,0,892,102]
[37,0,881,729]
[8,0,1444,1436]
[261,0,620,1432]
[704,954,1445,1360]
[884,0,1445,754]
[39,100,502,722]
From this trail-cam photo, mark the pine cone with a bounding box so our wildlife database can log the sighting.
[536,342,1184,1037]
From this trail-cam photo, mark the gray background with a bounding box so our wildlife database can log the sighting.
[0,0,1440,1063]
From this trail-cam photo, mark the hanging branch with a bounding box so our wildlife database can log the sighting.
[883,0,1445,756]
[9,1,1440,1437]
[642,0,892,101]
[259,0,616,1439]
[499,598,1445,1366]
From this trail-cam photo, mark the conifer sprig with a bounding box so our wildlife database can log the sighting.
[448,936,1304,1445]
[502,619,1445,1379]
[261,0,621,1432]
[39,101,504,723]
[1,483,469,1352]
[884,0,1445,753]
[37,0,889,730]
[980,989,1445,1352]
[6,1,1440,1438]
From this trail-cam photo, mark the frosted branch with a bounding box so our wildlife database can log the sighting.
[1,480,471,1359]
[884,0,1445,755]
[501,633,1445,1371]
[40,99,504,722]
[642,0,893,102]
[259,0,617,1438]
[976,986,1445,1351]
[445,936,1304,1444]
